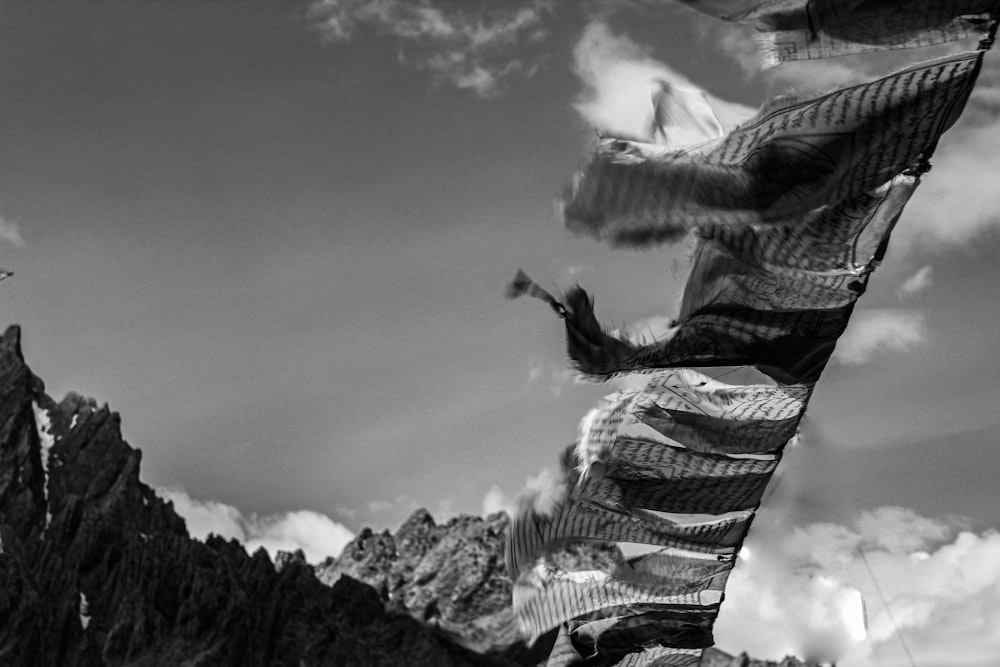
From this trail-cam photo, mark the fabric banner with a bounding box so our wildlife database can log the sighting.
[544,624,583,667]
[561,51,981,247]
[578,369,811,459]
[505,496,749,579]
[614,646,703,666]
[564,285,853,383]
[569,606,718,656]
[577,391,635,479]
[677,0,998,66]
[614,549,735,592]
[650,81,725,150]
[683,175,919,314]
[696,174,917,274]
[580,445,778,515]
[634,369,811,455]
[563,177,918,382]
[513,563,724,643]
[637,405,799,456]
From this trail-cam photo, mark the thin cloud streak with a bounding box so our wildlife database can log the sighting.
[308,0,551,97]
[526,356,577,397]
[898,265,934,298]
[0,215,24,248]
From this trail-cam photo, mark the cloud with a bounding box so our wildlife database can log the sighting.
[308,0,550,97]
[571,21,754,140]
[482,484,515,516]
[716,506,1000,666]
[160,487,355,564]
[485,464,571,521]
[0,215,24,248]
[897,116,1000,250]
[526,356,577,396]
[832,309,925,366]
[897,265,934,298]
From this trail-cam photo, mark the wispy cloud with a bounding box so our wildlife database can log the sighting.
[832,309,926,366]
[0,214,24,248]
[717,506,1000,666]
[897,265,934,298]
[571,20,753,140]
[160,486,355,564]
[526,355,577,396]
[308,0,551,97]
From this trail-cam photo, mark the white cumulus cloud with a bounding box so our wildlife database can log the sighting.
[832,309,925,366]
[716,506,1000,666]
[160,486,355,564]
[308,0,550,97]
[482,484,515,516]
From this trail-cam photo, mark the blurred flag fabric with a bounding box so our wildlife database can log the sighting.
[677,0,999,66]
[561,51,981,248]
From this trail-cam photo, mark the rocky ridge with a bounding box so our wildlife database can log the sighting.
[0,325,818,666]
[0,325,514,666]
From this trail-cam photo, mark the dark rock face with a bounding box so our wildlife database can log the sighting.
[0,326,516,667]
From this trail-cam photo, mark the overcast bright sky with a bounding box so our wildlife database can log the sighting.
[3,2,999,664]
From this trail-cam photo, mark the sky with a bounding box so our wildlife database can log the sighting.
[2,1,999,664]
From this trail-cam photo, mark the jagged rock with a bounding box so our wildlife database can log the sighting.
[316,504,622,661]
[317,508,520,655]
[0,325,515,667]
